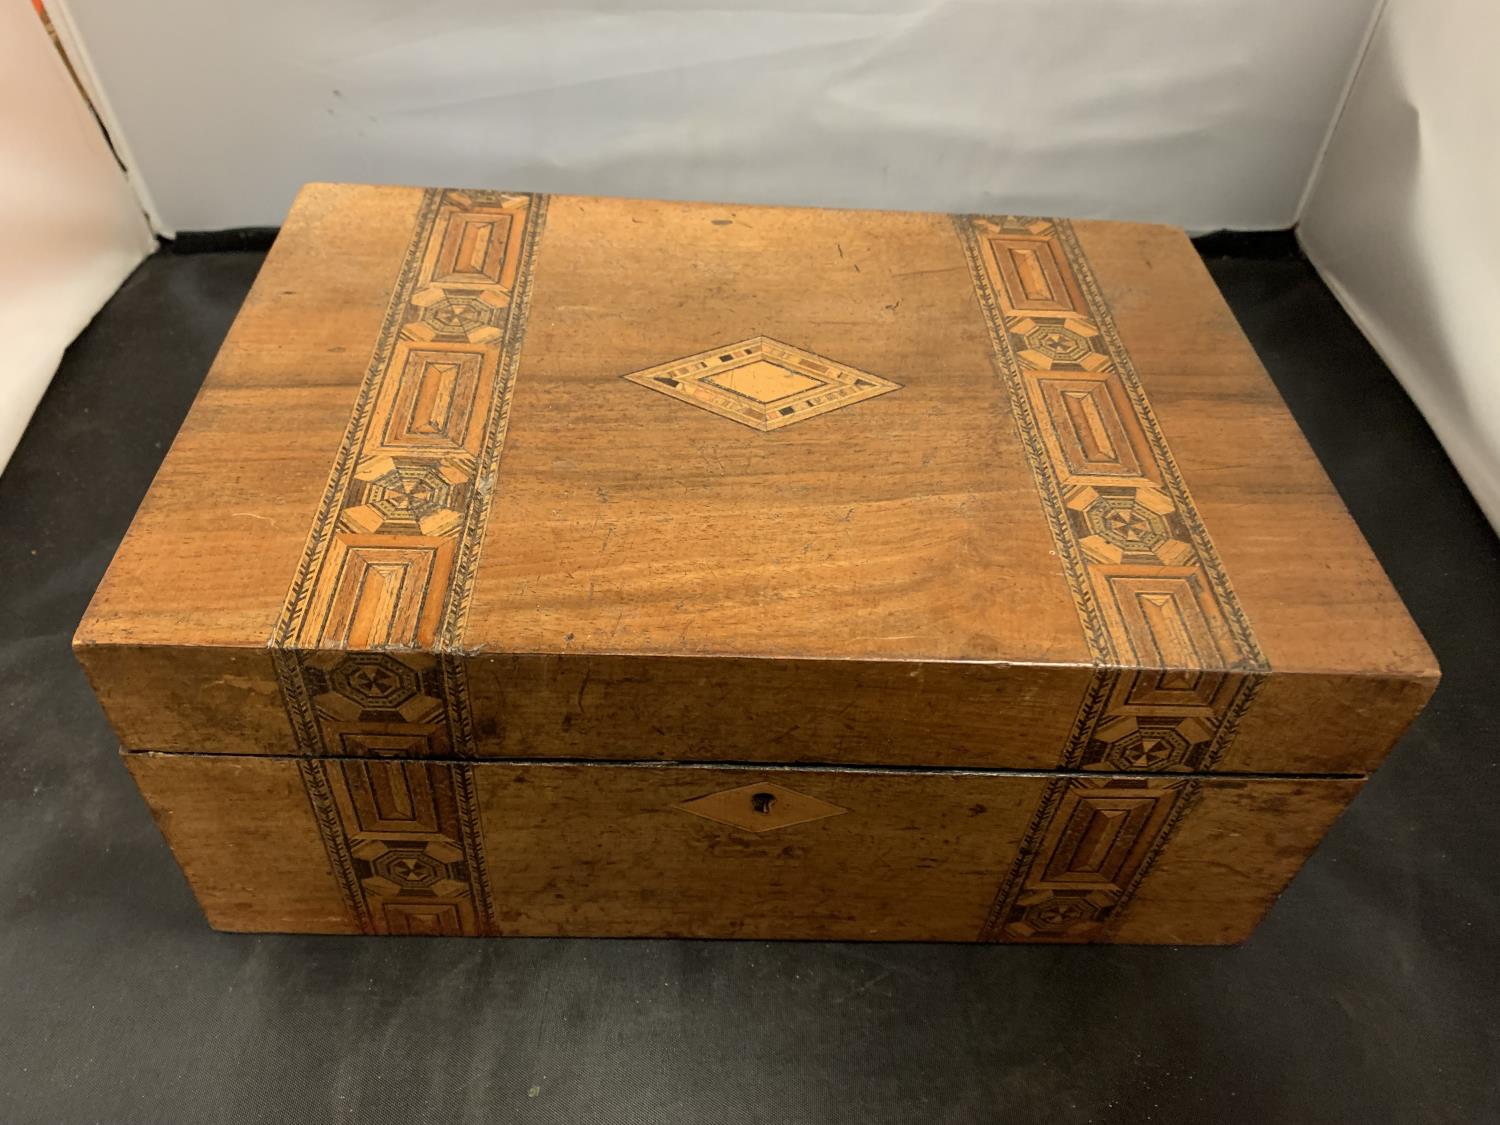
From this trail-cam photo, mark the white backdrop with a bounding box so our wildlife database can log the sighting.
[1301,0,1500,531]
[59,0,1379,234]
[0,4,153,476]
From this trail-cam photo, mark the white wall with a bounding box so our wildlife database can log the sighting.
[0,4,154,476]
[1300,0,1500,531]
[60,0,1378,234]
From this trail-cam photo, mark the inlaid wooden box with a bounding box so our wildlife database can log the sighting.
[74,184,1437,943]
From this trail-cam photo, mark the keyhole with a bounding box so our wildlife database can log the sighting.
[750,791,776,815]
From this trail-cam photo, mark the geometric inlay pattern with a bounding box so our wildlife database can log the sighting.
[953,215,1269,941]
[673,780,848,833]
[270,188,549,934]
[298,759,497,936]
[622,336,900,432]
[985,777,1197,942]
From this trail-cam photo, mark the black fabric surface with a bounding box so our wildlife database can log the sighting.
[1,248,1496,1123]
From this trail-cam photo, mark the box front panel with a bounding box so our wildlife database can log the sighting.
[126,754,1360,944]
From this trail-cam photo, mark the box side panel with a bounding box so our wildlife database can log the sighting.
[78,645,289,754]
[1225,671,1436,775]
[125,752,354,934]
[1113,776,1363,944]
[125,754,1363,943]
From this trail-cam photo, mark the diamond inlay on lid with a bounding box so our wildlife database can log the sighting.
[621,336,900,431]
[674,781,849,833]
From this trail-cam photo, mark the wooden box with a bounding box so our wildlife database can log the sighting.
[74,184,1437,943]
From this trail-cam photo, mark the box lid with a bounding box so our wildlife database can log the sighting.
[75,184,1437,775]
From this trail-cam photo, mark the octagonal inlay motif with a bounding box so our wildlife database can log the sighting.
[327,653,421,710]
[1023,897,1097,930]
[1100,723,1192,771]
[1008,315,1110,372]
[420,295,494,337]
[372,845,447,890]
[365,464,450,522]
[1025,323,1092,364]
[341,455,470,536]
[1084,494,1169,552]
[351,837,472,901]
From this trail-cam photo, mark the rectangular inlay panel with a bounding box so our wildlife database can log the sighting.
[986,778,1193,941]
[301,758,496,936]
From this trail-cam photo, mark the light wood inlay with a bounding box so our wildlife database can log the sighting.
[622,335,900,431]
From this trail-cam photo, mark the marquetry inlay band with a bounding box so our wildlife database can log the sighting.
[954,215,1268,941]
[273,188,548,934]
